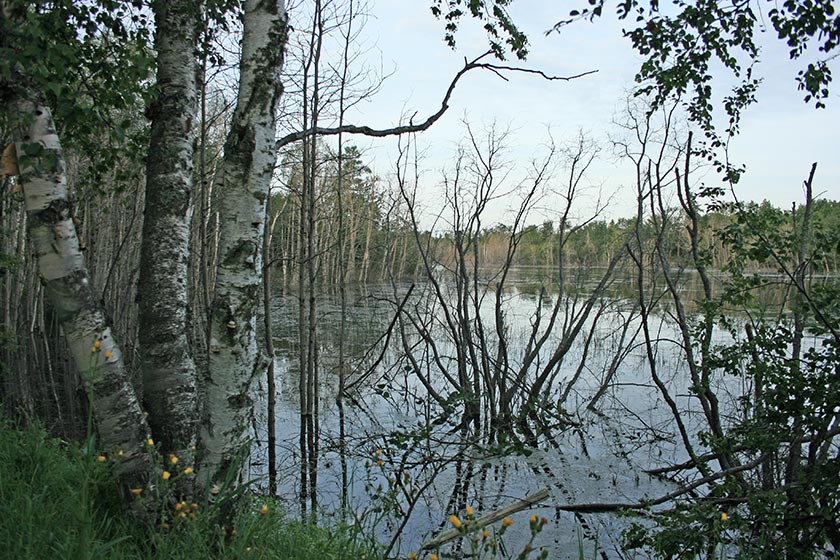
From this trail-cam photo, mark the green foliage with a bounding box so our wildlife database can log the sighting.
[549,0,839,181]
[556,0,839,114]
[0,418,374,560]
[621,191,840,559]
[429,0,528,59]
[0,0,154,193]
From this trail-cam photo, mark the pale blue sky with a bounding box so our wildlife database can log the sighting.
[331,1,839,223]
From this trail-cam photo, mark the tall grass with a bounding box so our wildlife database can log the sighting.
[0,416,374,560]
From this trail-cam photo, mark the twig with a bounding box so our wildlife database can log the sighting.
[422,488,550,549]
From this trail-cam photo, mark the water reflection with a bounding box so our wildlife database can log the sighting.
[249,274,752,558]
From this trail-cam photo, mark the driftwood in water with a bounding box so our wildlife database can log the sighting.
[423,487,550,550]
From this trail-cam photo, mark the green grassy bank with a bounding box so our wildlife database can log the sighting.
[0,417,374,560]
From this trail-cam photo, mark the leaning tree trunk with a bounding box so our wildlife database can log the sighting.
[137,0,199,467]
[198,0,288,492]
[10,91,151,490]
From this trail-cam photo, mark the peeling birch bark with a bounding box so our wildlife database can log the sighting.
[198,0,288,490]
[138,0,199,468]
[11,93,151,489]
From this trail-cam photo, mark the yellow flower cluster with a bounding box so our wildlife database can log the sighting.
[175,501,199,513]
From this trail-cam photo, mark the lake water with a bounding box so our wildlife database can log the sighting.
[248,277,745,559]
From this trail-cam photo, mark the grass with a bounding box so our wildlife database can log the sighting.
[0,417,375,560]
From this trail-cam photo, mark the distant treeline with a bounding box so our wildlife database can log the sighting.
[265,146,840,286]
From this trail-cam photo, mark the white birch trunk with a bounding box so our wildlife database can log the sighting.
[138,0,199,466]
[198,0,288,490]
[12,94,151,489]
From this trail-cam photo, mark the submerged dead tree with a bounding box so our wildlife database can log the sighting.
[390,125,631,445]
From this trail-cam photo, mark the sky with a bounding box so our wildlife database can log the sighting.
[309,1,840,225]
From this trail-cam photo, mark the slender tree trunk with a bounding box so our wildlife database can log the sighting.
[198,0,288,492]
[359,204,373,283]
[138,0,199,465]
[335,0,355,514]
[10,93,150,489]
[263,208,280,495]
[305,0,324,514]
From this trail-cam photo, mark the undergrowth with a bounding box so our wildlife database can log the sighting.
[0,416,372,560]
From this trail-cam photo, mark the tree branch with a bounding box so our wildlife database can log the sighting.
[275,52,597,149]
[556,454,769,514]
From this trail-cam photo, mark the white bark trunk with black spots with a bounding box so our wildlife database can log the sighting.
[12,94,151,490]
[198,0,288,491]
[138,0,200,469]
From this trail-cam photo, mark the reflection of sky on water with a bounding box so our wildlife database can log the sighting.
[247,280,749,558]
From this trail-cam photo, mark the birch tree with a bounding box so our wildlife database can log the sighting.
[138,0,200,469]
[1,0,155,489]
[198,0,289,491]
[7,90,152,489]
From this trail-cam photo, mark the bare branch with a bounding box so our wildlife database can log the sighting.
[275,52,596,148]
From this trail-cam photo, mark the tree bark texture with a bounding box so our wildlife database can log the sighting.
[198,0,288,490]
[11,93,151,488]
[138,0,200,465]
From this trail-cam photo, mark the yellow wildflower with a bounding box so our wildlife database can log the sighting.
[376,459,383,466]
[91,346,97,353]
[430,555,438,560]
[104,350,112,359]
[449,515,462,529]
[94,340,102,349]
[169,454,178,464]
[184,467,193,475]
[162,470,171,480]
[530,514,538,523]
[130,488,142,495]
[246,547,252,553]
[502,517,513,527]
[97,455,106,462]
[191,503,198,510]
[481,530,490,539]
[117,450,123,457]
[147,438,154,446]
[466,505,474,516]
[259,504,269,516]
[176,502,184,511]
[408,554,417,560]
[375,449,382,455]
[721,513,729,521]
